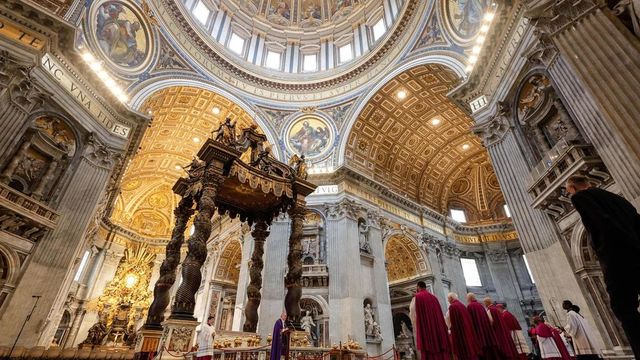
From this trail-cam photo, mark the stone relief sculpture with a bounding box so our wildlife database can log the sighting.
[400,320,411,338]
[358,219,371,254]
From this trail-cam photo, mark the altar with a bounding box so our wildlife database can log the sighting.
[135,123,316,360]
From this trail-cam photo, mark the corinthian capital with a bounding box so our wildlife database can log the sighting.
[83,133,122,169]
[472,101,512,147]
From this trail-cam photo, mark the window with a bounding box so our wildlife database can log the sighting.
[192,1,210,25]
[265,50,282,70]
[450,209,467,223]
[372,19,386,41]
[228,33,245,55]
[303,54,317,72]
[504,204,511,218]
[461,258,482,287]
[523,255,535,284]
[74,250,91,282]
[338,43,353,63]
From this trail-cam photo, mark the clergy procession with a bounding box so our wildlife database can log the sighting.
[409,281,599,360]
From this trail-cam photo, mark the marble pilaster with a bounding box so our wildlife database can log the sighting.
[257,217,289,338]
[367,215,394,352]
[0,134,119,347]
[325,202,365,346]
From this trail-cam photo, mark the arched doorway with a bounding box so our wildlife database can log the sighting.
[571,224,628,348]
[210,239,243,332]
[300,296,329,347]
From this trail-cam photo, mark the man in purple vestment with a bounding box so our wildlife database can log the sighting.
[270,312,290,360]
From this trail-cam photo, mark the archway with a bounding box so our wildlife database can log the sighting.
[384,235,429,284]
[570,224,628,348]
[210,239,243,331]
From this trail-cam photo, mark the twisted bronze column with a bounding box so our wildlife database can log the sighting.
[284,201,305,323]
[144,197,194,329]
[242,219,269,332]
[170,164,223,319]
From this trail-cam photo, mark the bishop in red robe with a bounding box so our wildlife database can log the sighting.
[446,292,479,360]
[413,281,451,360]
[466,293,502,360]
[497,304,530,360]
[484,298,519,360]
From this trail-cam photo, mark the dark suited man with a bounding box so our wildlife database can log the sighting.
[566,175,640,357]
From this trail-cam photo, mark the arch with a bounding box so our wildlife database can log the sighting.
[128,77,282,160]
[300,294,329,315]
[384,234,430,283]
[337,54,467,166]
[0,243,21,285]
[570,223,598,271]
[213,239,243,284]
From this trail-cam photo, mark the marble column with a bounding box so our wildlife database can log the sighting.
[537,6,640,201]
[232,228,253,331]
[0,134,119,347]
[70,247,122,347]
[171,164,224,319]
[145,197,194,328]
[243,219,269,332]
[284,201,306,323]
[483,246,527,329]
[257,217,289,339]
[474,111,609,350]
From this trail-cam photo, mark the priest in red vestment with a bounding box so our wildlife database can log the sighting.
[466,293,502,360]
[484,298,519,360]
[533,316,572,360]
[496,304,530,360]
[446,292,480,360]
[413,281,451,360]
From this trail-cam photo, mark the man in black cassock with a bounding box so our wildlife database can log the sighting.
[566,175,640,357]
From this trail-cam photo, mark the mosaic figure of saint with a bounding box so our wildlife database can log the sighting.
[96,2,146,67]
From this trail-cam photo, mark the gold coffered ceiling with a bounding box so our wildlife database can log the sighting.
[345,64,499,219]
[111,86,261,240]
[385,235,429,283]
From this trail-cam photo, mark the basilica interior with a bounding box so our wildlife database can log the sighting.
[0,0,639,358]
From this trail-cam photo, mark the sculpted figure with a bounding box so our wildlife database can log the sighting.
[364,303,375,336]
[213,118,237,145]
[359,220,371,254]
[301,310,315,334]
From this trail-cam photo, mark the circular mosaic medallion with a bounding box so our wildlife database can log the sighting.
[444,0,489,42]
[285,116,333,160]
[91,0,152,72]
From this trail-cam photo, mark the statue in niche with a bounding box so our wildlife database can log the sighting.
[400,321,411,338]
[359,219,371,254]
[610,0,640,37]
[213,117,237,145]
[364,303,375,336]
[301,310,315,335]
